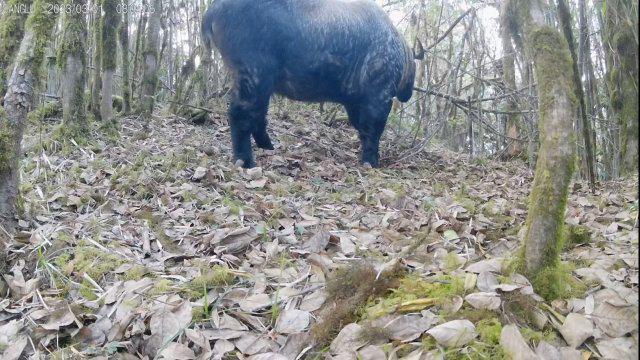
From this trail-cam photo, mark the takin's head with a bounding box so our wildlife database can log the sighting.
[201,5,216,52]
[397,39,417,103]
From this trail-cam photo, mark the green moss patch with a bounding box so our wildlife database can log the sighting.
[64,246,126,280]
[563,224,591,248]
[363,274,465,319]
[185,265,236,297]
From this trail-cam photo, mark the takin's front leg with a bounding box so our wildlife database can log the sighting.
[354,99,392,167]
[228,76,273,168]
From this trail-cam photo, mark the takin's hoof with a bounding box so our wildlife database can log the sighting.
[234,158,256,169]
[257,142,275,150]
[362,162,373,169]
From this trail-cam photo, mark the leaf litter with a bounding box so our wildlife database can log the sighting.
[0,110,637,359]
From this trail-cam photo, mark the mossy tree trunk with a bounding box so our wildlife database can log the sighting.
[509,0,578,294]
[0,0,34,102]
[139,0,162,123]
[90,3,102,121]
[120,0,132,114]
[499,1,522,158]
[131,0,148,101]
[0,0,61,229]
[59,0,88,136]
[100,0,119,123]
[603,0,638,176]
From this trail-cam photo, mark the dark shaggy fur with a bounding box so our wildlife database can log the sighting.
[202,0,416,168]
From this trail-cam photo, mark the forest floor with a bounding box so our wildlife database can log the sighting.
[0,107,638,359]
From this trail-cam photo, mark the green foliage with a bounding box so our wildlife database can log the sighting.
[27,101,62,124]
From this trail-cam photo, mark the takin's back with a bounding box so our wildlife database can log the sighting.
[202,0,415,103]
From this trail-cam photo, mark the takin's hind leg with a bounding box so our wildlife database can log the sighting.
[252,113,274,150]
[355,99,392,167]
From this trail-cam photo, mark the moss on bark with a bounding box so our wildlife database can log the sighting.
[119,4,132,114]
[100,0,119,72]
[603,0,639,175]
[1,0,61,227]
[0,0,34,98]
[138,0,162,121]
[0,107,15,173]
[59,0,88,136]
[506,0,578,300]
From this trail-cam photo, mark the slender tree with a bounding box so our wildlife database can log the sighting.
[132,0,148,98]
[100,0,120,122]
[59,0,89,136]
[90,2,102,120]
[139,0,163,123]
[578,0,601,178]
[0,0,34,101]
[508,0,578,299]
[499,1,522,158]
[120,0,132,114]
[0,0,61,228]
[557,0,596,191]
[603,0,638,176]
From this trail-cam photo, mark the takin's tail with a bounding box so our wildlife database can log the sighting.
[396,40,416,103]
[201,6,216,51]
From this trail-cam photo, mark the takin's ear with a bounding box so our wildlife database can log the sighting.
[413,38,425,60]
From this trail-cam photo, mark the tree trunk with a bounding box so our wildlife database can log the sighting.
[131,0,148,100]
[603,0,639,176]
[59,0,88,136]
[139,0,163,123]
[120,0,132,114]
[170,48,197,114]
[0,0,61,229]
[0,0,34,101]
[578,0,601,179]
[100,0,119,123]
[512,0,578,298]
[557,0,596,192]
[90,3,102,121]
[499,1,522,158]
